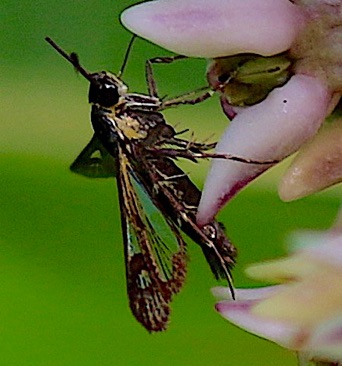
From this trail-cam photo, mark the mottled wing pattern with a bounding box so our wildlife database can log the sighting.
[132,153,236,287]
[46,37,236,333]
[70,136,187,331]
[117,146,187,332]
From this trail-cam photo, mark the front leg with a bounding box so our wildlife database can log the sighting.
[160,87,215,110]
[145,55,188,98]
[145,55,215,109]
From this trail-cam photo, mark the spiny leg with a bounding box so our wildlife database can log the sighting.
[145,55,188,98]
[160,87,215,110]
[145,55,215,109]
[148,147,279,165]
[161,137,216,152]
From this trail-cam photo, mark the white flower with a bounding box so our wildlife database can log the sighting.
[279,118,342,202]
[121,0,342,225]
[213,227,342,364]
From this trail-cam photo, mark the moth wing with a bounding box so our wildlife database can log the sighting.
[70,134,117,178]
[117,147,187,332]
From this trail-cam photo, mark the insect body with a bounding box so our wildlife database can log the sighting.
[46,37,269,332]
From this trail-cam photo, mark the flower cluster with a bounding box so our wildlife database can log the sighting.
[213,226,342,364]
[122,0,342,225]
[121,1,342,364]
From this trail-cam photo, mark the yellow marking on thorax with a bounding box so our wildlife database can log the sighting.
[115,116,148,140]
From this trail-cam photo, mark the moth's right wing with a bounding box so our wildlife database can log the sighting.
[70,134,117,178]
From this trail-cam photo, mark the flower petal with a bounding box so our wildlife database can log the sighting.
[215,292,301,347]
[252,276,342,331]
[291,231,342,269]
[245,256,319,283]
[197,75,331,225]
[212,285,281,301]
[121,0,306,58]
[279,118,342,202]
[307,316,342,361]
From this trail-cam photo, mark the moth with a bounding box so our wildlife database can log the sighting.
[46,37,271,332]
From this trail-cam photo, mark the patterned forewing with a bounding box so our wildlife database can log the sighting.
[116,146,186,332]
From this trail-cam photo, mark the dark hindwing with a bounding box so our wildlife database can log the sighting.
[70,134,117,178]
[117,146,187,332]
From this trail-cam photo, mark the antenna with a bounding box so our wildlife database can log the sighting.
[117,34,137,78]
[45,37,93,82]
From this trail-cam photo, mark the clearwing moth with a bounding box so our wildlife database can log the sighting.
[46,36,274,332]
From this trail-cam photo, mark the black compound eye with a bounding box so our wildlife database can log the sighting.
[88,82,120,107]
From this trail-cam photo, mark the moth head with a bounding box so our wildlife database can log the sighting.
[88,71,128,108]
[45,37,128,108]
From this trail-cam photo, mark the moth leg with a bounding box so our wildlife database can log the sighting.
[160,87,215,110]
[191,152,279,164]
[145,55,215,109]
[145,55,188,98]
[166,137,216,152]
[149,148,279,165]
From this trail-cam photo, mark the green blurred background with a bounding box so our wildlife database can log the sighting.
[1,1,340,365]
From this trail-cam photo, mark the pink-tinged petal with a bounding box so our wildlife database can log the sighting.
[253,276,342,329]
[215,298,301,347]
[292,231,342,269]
[307,316,342,361]
[213,286,302,347]
[197,75,331,225]
[121,0,306,58]
[212,285,282,301]
[279,119,342,202]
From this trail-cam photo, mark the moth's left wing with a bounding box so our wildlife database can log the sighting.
[138,155,236,292]
[117,146,187,332]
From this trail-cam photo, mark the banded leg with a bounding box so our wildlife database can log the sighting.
[160,87,215,110]
[148,147,279,165]
[162,137,216,152]
[145,55,215,110]
[145,55,188,98]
